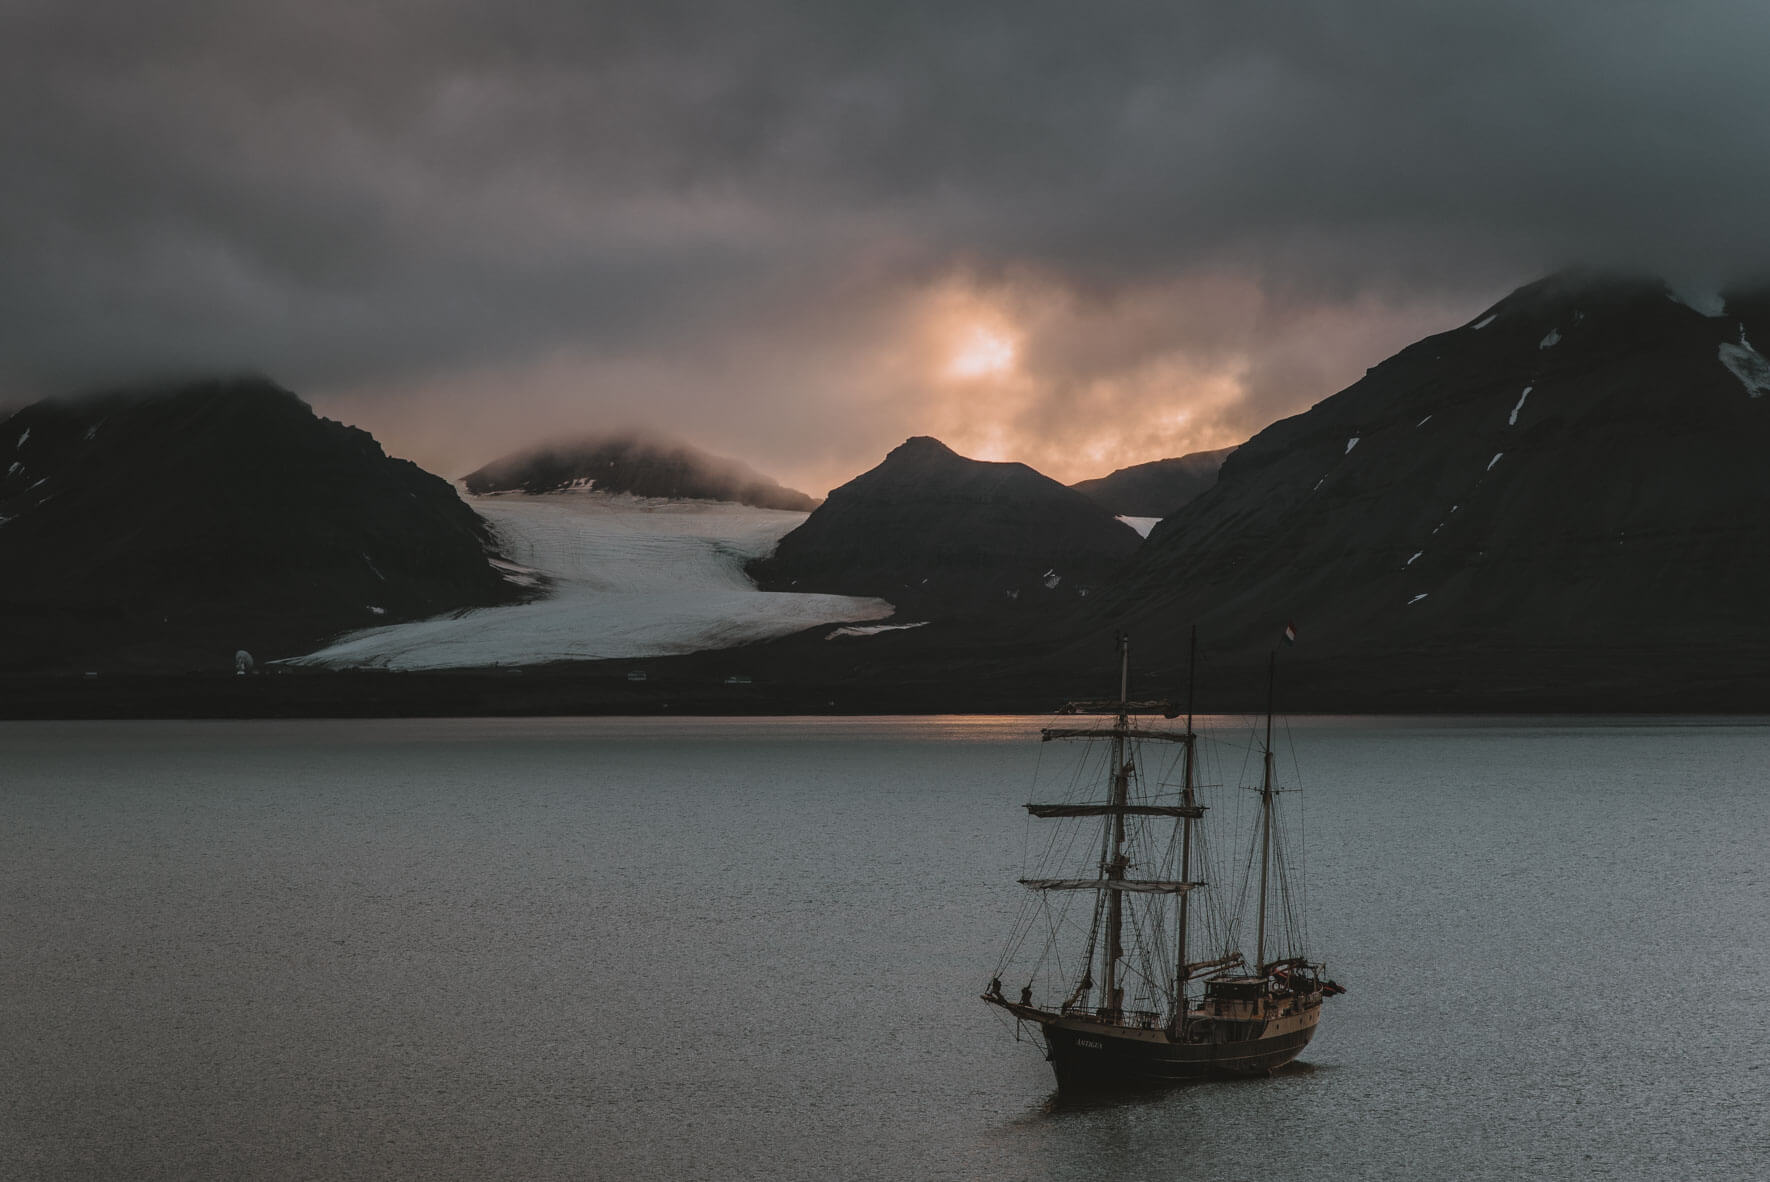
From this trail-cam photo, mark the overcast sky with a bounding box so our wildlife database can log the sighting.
[6,1,1769,493]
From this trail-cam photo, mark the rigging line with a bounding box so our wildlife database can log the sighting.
[1282,713,1312,954]
[1003,757,1107,982]
[1227,779,1262,958]
[1036,897,1067,989]
[1268,808,1306,959]
[1120,898,1168,1001]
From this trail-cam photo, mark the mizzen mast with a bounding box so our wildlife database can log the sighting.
[1255,650,1276,972]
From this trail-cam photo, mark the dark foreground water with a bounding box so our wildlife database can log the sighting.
[3,716,1768,1180]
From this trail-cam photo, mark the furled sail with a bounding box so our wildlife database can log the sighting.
[1040,727,1191,743]
[1025,803,1203,818]
[1018,878,1202,894]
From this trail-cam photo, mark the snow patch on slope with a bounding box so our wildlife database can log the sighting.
[1117,515,1161,538]
[1470,313,1497,330]
[1718,328,1770,398]
[1539,329,1561,349]
[1509,386,1533,426]
[287,492,893,670]
[826,621,928,639]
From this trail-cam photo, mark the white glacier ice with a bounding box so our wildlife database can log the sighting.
[1345,436,1360,454]
[1408,593,1429,605]
[1405,551,1422,567]
[16,429,28,449]
[1539,329,1561,349]
[286,492,893,670]
[1416,415,1432,428]
[1487,453,1504,471]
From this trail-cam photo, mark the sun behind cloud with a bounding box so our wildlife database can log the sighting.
[946,324,1017,379]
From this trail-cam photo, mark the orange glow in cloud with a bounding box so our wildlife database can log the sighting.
[946,324,1017,379]
[902,271,1257,482]
[316,265,1464,502]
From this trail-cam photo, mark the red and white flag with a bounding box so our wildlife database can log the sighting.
[1282,622,1297,646]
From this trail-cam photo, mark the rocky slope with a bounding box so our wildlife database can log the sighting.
[748,436,1143,615]
[0,376,526,672]
[1070,446,1237,517]
[1087,269,1770,706]
[463,432,816,510]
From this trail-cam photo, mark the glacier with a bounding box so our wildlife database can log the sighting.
[286,491,894,670]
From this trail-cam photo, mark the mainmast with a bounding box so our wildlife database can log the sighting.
[1101,633,1131,1016]
[1255,650,1276,972]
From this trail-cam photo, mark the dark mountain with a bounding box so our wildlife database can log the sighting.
[463,431,816,510]
[748,436,1143,614]
[1088,269,1770,707]
[1070,446,1238,517]
[0,376,528,672]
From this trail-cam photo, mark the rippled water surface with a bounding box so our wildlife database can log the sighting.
[4,716,1768,1179]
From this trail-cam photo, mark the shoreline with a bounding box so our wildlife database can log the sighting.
[5,658,1767,719]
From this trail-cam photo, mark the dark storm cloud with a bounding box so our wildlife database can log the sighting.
[4,0,1769,479]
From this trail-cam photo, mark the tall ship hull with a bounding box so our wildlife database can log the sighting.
[983,632,1343,1092]
[1016,1001,1319,1085]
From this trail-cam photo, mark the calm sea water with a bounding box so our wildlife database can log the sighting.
[3,716,1768,1180]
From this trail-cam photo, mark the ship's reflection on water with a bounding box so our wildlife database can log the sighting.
[1032,1058,1325,1117]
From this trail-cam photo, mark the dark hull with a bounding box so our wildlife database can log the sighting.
[1039,1015,1317,1088]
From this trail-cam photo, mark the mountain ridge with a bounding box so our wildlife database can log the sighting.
[0,375,527,672]
[463,431,817,510]
[749,434,1143,615]
[1070,446,1238,517]
[1081,268,1770,701]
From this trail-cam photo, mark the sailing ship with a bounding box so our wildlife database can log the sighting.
[982,632,1343,1088]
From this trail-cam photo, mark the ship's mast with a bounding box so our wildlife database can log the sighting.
[1255,650,1276,973]
[1172,626,1198,1022]
[1100,634,1130,1016]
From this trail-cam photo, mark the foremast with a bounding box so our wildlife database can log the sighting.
[1101,634,1131,1017]
[1170,626,1199,1030]
[1019,634,1204,1024]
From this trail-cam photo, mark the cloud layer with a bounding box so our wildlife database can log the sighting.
[7,1,1769,490]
